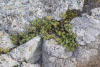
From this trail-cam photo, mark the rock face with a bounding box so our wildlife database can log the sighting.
[70,8,100,45]
[21,62,40,67]
[42,39,74,67]
[0,0,100,67]
[42,7,100,67]
[0,0,84,33]
[91,7,100,20]
[67,0,84,10]
[0,54,19,67]
[0,31,15,49]
[42,39,99,67]
[10,36,42,63]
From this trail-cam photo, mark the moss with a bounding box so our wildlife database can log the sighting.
[0,48,10,54]
[13,65,18,67]
[98,0,100,3]
[10,9,79,51]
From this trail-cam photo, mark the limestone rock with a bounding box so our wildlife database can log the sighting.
[0,15,30,34]
[0,0,84,33]
[0,31,15,49]
[0,54,19,67]
[87,35,100,49]
[43,39,72,58]
[73,47,98,63]
[70,12,100,45]
[10,36,42,63]
[91,7,100,20]
[42,39,73,67]
[21,62,40,67]
[67,0,84,10]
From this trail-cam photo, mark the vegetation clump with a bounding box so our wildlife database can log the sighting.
[10,9,79,51]
[98,0,100,3]
[13,65,18,67]
[0,48,10,54]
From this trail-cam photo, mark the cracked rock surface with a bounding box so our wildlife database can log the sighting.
[0,0,84,34]
[71,7,100,45]
[0,0,100,67]
[10,36,42,64]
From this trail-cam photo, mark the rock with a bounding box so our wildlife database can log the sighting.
[0,0,84,33]
[0,0,45,34]
[10,36,42,63]
[67,0,84,11]
[42,39,99,67]
[0,31,15,49]
[91,7,100,20]
[42,39,73,67]
[0,15,30,34]
[73,47,98,63]
[87,35,100,49]
[40,0,68,20]
[43,39,72,58]
[0,54,19,67]
[21,62,40,67]
[70,13,100,45]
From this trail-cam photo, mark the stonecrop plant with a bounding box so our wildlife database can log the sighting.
[10,9,79,51]
[0,48,10,54]
[98,0,100,3]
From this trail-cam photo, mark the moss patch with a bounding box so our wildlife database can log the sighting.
[0,48,10,54]
[10,9,79,51]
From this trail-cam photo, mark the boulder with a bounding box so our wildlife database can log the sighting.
[10,36,42,63]
[91,7,100,20]
[67,0,84,10]
[42,39,99,67]
[0,31,15,50]
[42,39,73,67]
[0,54,19,67]
[0,0,84,33]
[73,47,98,63]
[70,13,100,45]
[21,62,40,67]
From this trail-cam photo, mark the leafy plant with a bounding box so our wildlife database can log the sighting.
[13,65,18,67]
[0,48,10,54]
[10,9,79,51]
[98,0,100,3]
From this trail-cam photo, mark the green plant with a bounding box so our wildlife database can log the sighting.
[13,65,18,67]
[10,9,79,51]
[98,0,100,3]
[0,48,10,54]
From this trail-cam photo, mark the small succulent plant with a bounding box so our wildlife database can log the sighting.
[0,48,10,54]
[10,9,79,51]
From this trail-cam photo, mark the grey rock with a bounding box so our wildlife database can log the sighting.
[91,7,100,20]
[74,47,98,63]
[0,54,19,67]
[10,36,42,63]
[0,0,84,33]
[0,31,15,49]
[70,12,100,45]
[40,0,68,20]
[87,35,100,49]
[67,0,84,11]
[21,62,40,67]
[42,39,73,67]
[0,15,30,34]
[43,39,72,58]
[63,58,76,67]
